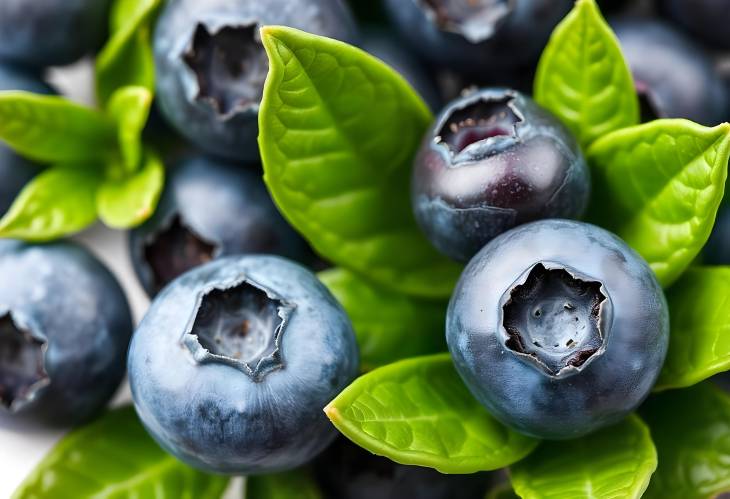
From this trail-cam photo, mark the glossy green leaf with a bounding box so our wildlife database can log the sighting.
[12,406,229,498]
[642,382,730,499]
[0,166,101,241]
[259,26,462,299]
[510,415,656,499]
[655,267,730,390]
[588,120,730,287]
[0,91,117,163]
[96,0,162,105]
[319,268,447,371]
[324,353,538,474]
[97,150,164,229]
[534,0,638,147]
[246,468,322,499]
[108,86,153,172]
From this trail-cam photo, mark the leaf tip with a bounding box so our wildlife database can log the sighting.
[323,403,340,423]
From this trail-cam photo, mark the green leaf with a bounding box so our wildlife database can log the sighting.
[12,406,229,498]
[0,91,117,163]
[108,86,153,172]
[510,415,657,499]
[654,267,730,390]
[96,0,162,106]
[259,26,462,299]
[486,482,520,499]
[534,0,638,148]
[0,166,101,241]
[97,150,164,229]
[324,353,538,474]
[319,268,447,371]
[246,468,322,499]
[642,382,730,499]
[588,120,730,287]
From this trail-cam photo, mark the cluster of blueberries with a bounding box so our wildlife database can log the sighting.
[1,0,730,497]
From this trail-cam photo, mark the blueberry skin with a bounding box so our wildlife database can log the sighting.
[129,155,310,297]
[382,0,572,71]
[314,437,493,499]
[128,255,359,474]
[412,88,590,263]
[705,204,730,265]
[446,220,669,439]
[153,0,357,162]
[612,17,728,125]
[0,240,132,426]
[658,0,730,50]
[0,0,112,67]
[0,64,54,215]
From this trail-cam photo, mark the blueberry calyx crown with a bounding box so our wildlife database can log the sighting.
[183,22,268,119]
[183,277,295,382]
[499,262,611,378]
[0,312,49,412]
[420,0,511,43]
[434,90,523,158]
[143,214,219,294]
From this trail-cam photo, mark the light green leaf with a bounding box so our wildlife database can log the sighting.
[534,0,638,148]
[319,268,447,371]
[108,86,153,172]
[96,0,162,105]
[510,415,656,499]
[97,150,164,229]
[12,406,229,498]
[642,382,730,499]
[246,468,322,499]
[0,91,117,163]
[588,120,730,287]
[324,353,538,474]
[0,166,101,241]
[259,26,462,299]
[655,267,730,390]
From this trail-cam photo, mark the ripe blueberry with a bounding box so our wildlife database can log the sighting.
[0,240,132,426]
[447,220,669,439]
[129,155,310,297]
[412,88,589,262]
[153,0,357,162]
[128,255,359,474]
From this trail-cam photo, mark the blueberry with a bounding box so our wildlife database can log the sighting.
[382,0,572,72]
[446,220,669,439]
[0,240,132,426]
[153,0,357,162]
[129,155,311,297]
[705,204,730,265]
[0,0,112,67]
[0,64,55,215]
[658,0,730,50]
[612,17,728,125]
[128,255,359,473]
[360,28,441,111]
[313,437,494,499]
[412,88,590,263]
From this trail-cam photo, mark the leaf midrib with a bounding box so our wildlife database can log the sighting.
[88,455,181,498]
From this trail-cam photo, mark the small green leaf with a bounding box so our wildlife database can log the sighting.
[510,415,657,499]
[319,268,447,371]
[0,91,117,163]
[642,382,730,499]
[0,166,101,241]
[12,406,229,498]
[246,468,322,499]
[97,150,164,229]
[108,86,153,172]
[655,267,730,390]
[588,120,730,287]
[534,0,638,147]
[259,26,462,299]
[324,353,538,474]
[96,0,162,105]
